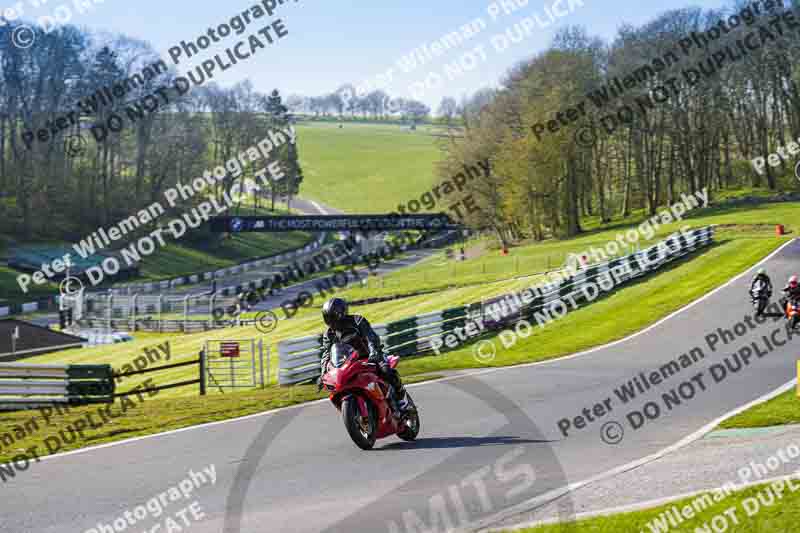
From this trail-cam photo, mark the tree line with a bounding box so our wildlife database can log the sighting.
[438,0,800,246]
[285,85,434,126]
[285,89,471,131]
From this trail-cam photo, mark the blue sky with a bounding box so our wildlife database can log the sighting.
[10,0,727,110]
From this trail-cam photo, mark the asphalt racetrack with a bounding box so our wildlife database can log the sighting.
[3,239,799,533]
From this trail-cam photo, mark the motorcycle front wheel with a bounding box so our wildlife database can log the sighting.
[398,394,420,442]
[342,397,376,450]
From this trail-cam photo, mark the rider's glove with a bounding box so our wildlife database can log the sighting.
[369,352,390,375]
[368,351,383,365]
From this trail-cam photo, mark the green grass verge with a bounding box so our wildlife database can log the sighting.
[0,265,56,306]
[0,373,442,463]
[295,122,441,214]
[512,481,800,532]
[720,389,800,430]
[132,230,311,281]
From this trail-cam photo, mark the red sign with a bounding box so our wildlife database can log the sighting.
[220,342,240,358]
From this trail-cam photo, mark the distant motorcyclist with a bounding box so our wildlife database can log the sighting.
[751,268,772,295]
[750,268,772,316]
[780,275,800,317]
[318,298,409,415]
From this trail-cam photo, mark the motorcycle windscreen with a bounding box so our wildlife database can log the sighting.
[330,343,355,368]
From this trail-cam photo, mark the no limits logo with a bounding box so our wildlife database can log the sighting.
[221,377,577,533]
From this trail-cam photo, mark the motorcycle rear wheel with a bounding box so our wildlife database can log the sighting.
[342,397,376,450]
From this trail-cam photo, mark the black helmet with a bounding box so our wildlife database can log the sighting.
[322,298,348,328]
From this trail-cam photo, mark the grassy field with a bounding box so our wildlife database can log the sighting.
[0,232,313,305]
[0,265,56,305]
[512,481,800,532]
[131,230,311,281]
[295,122,443,213]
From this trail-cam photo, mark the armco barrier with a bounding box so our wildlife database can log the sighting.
[277,227,715,385]
[78,317,221,333]
[78,314,268,334]
[71,231,431,331]
[0,363,114,409]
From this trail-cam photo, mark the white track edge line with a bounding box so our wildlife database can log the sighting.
[308,200,327,215]
[480,378,797,532]
[500,465,800,530]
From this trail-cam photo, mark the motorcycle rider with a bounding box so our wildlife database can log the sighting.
[751,268,772,295]
[780,275,800,317]
[750,268,772,316]
[318,298,410,415]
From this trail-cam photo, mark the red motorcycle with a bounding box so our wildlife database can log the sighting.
[321,343,420,450]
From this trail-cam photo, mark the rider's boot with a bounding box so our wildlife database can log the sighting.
[387,388,403,419]
[396,385,413,413]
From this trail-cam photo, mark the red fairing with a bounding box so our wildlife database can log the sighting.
[321,350,401,439]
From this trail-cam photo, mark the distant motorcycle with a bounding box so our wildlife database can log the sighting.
[750,280,771,316]
[321,342,420,450]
